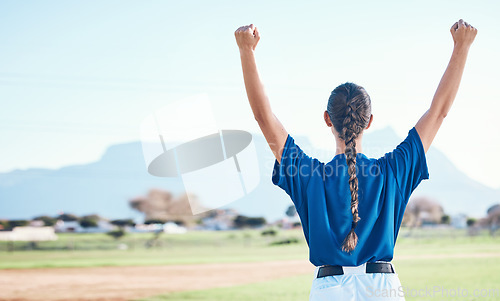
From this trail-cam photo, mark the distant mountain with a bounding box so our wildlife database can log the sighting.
[0,127,498,222]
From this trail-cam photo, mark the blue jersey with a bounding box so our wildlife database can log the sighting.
[272,127,429,266]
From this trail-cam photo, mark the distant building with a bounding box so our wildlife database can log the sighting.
[132,222,187,234]
[163,222,187,234]
[54,220,115,233]
[451,214,467,229]
[0,226,57,241]
[132,223,164,233]
[270,216,301,229]
[199,208,238,230]
[54,220,83,233]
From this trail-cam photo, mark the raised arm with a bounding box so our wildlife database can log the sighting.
[235,24,288,163]
[415,19,478,153]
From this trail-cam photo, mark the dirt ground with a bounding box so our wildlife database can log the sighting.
[1,253,499,301]
[0,259,314,301]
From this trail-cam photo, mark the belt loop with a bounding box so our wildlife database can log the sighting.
[376,261,396,273]
[342,262,367,275]
[314,266,321,279]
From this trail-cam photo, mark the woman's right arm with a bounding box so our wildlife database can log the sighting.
[415,19,478,153]
[235,24,289,164]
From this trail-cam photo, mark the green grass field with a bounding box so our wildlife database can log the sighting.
[138,256,500,301]
[137,229,500,301]
[1,228,499,300]
[0,229,310,269]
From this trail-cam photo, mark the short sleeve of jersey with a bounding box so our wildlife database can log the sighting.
[271,134,315,210]
[378,127,430,202]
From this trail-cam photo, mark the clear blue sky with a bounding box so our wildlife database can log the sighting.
[1,0,499,188]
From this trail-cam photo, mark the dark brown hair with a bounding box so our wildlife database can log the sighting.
[326,82,372,253]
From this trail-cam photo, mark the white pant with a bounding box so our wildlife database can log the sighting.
[309,261,405,301]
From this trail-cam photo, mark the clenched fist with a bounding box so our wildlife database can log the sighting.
[234,24,260,51]
[450,19,477,48]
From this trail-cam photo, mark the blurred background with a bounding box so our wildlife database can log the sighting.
[0,0,499,300]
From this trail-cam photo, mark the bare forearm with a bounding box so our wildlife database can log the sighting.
[235,24,288,163]
[415,19,477,153]
[430,44,470,118]
[239,49,272,120]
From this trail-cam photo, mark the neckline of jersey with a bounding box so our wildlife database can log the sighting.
[331,152,368,161]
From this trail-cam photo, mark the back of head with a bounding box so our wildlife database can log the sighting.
[326,82,372,253]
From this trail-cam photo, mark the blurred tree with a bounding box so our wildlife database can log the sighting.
[144,218,167,225]
[261,228,277,236]
[269,238,299,246]
[7,220,29,230]
[79,218,98,228]
[285,205,297,217]
[233,215,266,228]
[482,204,500,236]
[79,215,102,228]
[107,229,125,240]
[0,220,7,230]
[466,218,477,227]
[402,197,444,228]
[466,217,479,236]
[441,215,451,225]
[33,215,57,226]
[81,214,101,221]
[129,189,207,228]
[111,219,135,228]
[57,213,79,222]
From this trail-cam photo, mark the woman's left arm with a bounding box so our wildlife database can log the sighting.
[235,24,288,164]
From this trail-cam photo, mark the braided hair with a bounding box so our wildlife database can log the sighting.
[326,82,372,253]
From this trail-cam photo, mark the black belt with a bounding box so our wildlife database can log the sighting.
[317,262,394,278]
